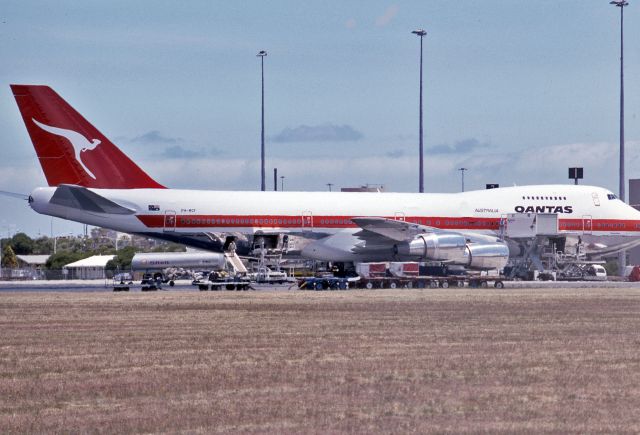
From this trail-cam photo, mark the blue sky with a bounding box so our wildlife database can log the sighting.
[0,1,639,236]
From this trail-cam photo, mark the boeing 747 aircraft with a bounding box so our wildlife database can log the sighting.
[10,85,640,271]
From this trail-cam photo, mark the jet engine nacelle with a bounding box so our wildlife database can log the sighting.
[397,234,509,270]
[396,233,468,263]
[466,242,509,270]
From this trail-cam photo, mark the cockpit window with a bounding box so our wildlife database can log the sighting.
[607,193,617,200]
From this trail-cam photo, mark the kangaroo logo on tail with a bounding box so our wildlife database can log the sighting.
[32,118,101,179]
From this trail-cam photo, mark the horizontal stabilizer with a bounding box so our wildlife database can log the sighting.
[50,185,135,215]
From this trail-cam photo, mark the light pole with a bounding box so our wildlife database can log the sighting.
[280,175,285,191]
[257,50,267,192]
[412,29,427,193]
[54,233,71,254]
[611,1,628,202]
[274,167,278,191]
[611,0,629,276]
[458,167,468,192]
[327,183,333,192]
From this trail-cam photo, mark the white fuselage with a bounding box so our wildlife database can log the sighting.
[29,184,640,262]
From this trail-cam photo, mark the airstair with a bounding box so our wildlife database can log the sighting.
[224,252,247,274]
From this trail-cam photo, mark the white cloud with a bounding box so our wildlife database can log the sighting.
[429,138,490,154]
[160,145,205,159]
[131,130,182,145]
[272,123,363,143]
[376,5,399,27]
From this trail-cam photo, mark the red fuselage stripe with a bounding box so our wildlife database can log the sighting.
[135,214,640,232]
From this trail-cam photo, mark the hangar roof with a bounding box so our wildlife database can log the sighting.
[63,255,116,269]
[16,255,50,265]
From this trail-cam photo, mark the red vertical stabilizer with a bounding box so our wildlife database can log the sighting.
[11,84,165,189]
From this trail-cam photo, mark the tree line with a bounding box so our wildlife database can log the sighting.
[1,232,185,270]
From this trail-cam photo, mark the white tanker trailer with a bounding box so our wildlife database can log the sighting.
[131,252,226,271]
[131,252,226,287]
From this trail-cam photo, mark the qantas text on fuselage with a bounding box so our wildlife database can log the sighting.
[514,205,573,214]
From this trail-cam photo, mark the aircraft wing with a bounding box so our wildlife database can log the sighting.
[585,238,640,259]
[350,216,503,246]
[303,217,507,266]
[351,217,439,242]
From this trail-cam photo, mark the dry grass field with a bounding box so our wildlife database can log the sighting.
[1,288,640,433]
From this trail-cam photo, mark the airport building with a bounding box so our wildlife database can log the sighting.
[63,255,115,280]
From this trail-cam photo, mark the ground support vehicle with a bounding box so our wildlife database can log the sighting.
[247,266,296,285]
[298,276,358,290]
[192,277,252,291]
[109,275,133,292]
[140,273,163,291]
[466,275,505,288]
[299,274,505,290]
[353,274,505,289]
[112,281,130,292]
